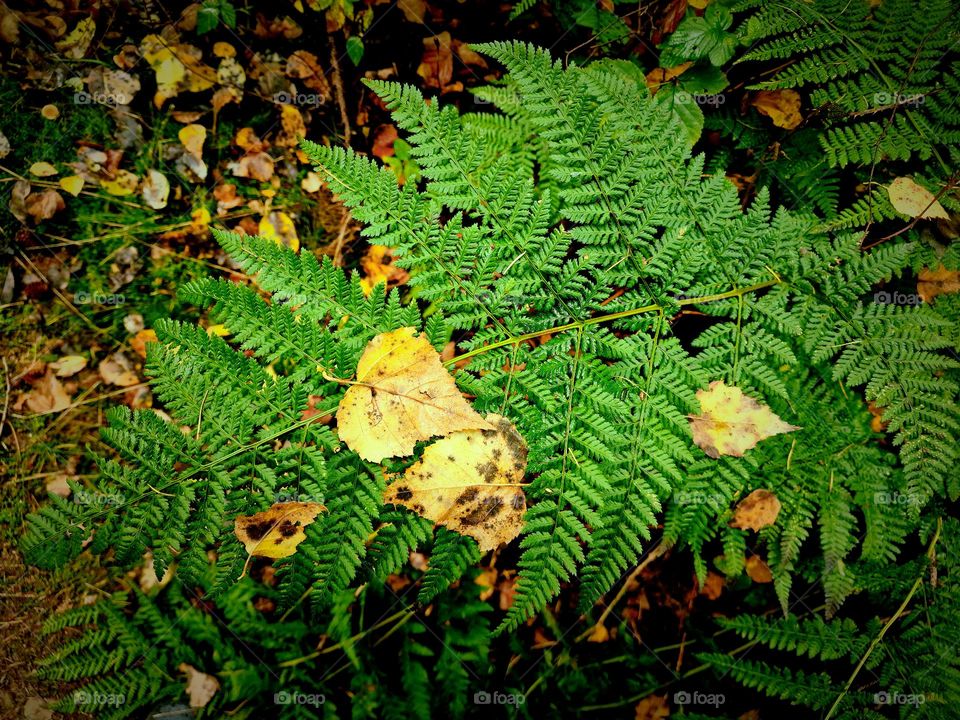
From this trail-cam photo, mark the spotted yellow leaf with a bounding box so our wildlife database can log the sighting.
[888,177,949,220]
[234,502,326,559]
[384,414,528,551]
[336,327,492,462]
[689,381,799,458]
[100,170,139,196]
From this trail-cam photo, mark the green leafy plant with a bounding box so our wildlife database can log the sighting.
[24,38,959,717]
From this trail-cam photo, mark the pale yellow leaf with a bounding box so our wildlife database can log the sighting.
[336,327,492,462]
[178,124,206,160]
[59,175,84,197]
[689,381,799,458]
[178,663,220,708]
[29,161,58,177]
[49,355,87,377]
[888,177,949,220]
[141,169,170,210]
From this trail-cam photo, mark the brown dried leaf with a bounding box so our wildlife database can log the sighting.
[729,489,781,532]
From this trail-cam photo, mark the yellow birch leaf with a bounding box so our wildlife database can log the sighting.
[234,502,326,559]
[384,414,527,551]
[751,89,803,129]
[729,489,782,531]
[888,177,949,220]
[336,327,492,462]
[258,211,299,252]
[55,17,96,58]
[29,161,58,177]
[689,381,799,458]
[178,124,206,160]
[59,175,84,196]
[99,170,139,196]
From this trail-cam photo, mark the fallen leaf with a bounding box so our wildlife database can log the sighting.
[55,17,95,58]
[130,329,159,359]
[213,182,243,213]
[216,56,246,90]
[59,175,84,197]
[24,370,72,413]
[645,62,692,93]
[371,124,399,159]
[178,663,220,708]
[635,693,670,720]
[360,244,408,295]
[258,211,299,252]
[336,327,492,462]
[285,49,331,97]
[0,129,9,158]
[140,34,216,107]
[141,169,170,209]
[417,32,454,91]
[234,502,326,558]
[178,124,206,160]
[25,190,66,221]
[213,41,236,58]
[751,89,803,129]
[689,381,799,458]
[229,152,274,182]
[22,697,54,720]
[918,264,960,303]
[745,554,774,583]
[278,104,306,147]
[729,489,781,532]
[300,171,322,193]
[700,571,725,599]
[398,0,427,23]
[586,623,611,643]
[100,170,139,196]
[29,161,58,177]
[46,475,71,497]
[384,414,528,551]
[888,177,949,220]
[98,351,139,387]
[49,355,87,377]
[235,127,267,152]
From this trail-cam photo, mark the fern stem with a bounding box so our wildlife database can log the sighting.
[447,278,783,366]
[823,516,943,720]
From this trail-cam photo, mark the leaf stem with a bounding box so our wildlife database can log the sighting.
[445,277,782,366]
